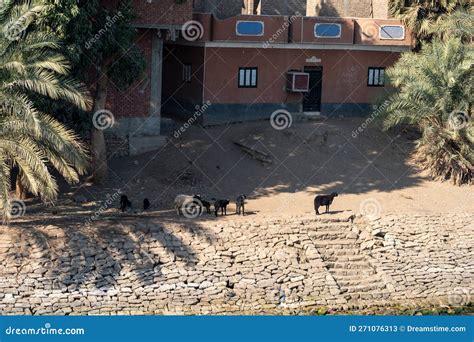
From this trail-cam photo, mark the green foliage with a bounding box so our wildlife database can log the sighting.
[34,0,146,134]
[429,8,474,41]
[379,36,473,184]
[0,0,91,221]
[41,0,146,86]
[389,0,471,43]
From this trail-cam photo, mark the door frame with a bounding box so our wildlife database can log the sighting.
[303,66,323,112]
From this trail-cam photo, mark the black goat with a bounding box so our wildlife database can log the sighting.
[119,195,132,212]
[214,199,229,217]
[143,198,151,211]
[201,199,211,214]
[314,192,338,215]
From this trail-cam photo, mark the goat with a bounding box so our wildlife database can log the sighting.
[235,195,246,215]
[214,199,229,217]
[174,194,203,216]
[143,198,151,211]
[314,192,338,215]
[201,199,211,214]
[119,195,132,212]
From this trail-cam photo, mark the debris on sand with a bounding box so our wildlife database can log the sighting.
[233,141,272,165]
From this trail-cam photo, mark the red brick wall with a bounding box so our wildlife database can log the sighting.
[100,1,193,119]
[132,0,193,26]
[202,47,400,105]
[105,29,153,119]
[102,0,193,26]
[162,45,205,104]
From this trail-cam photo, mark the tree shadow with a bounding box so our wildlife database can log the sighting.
[8,207,217,291]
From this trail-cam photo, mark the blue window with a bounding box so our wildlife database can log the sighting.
[236,21,264,36]
[380,25,405,40]
[314,23,342,38]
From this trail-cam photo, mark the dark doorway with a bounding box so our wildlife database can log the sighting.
[303,66,323,112]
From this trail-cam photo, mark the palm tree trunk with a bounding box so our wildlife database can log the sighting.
[90,69,109,184]
[15,171,27,199]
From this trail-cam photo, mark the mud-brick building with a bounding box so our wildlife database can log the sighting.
[105,0,412,153]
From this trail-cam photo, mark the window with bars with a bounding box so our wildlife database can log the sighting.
[367,67,385,87]
[238,67,258,88]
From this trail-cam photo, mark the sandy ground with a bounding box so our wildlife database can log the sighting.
[31,117,470,223]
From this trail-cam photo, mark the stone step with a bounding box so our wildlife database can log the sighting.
[321,249,361,257]
[343,284,388,294]
[329,269,377,277]
[308,233,355,241]
[324,255,366,262]
[325,261,373,270]
[306,223,353,231]
[336,274,381,287]
[345,290,391,300]
[313,239,359,247]
[160,117,178,135]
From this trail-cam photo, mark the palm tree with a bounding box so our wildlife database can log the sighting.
[380,36,473,185]
[389,0,471,43]
[428,8,474,41]
[0,0,92,221]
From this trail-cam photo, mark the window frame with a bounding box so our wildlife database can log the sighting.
[379,25,405,40]
[367,67,385,87]
[314,23,342,38]
[238,67,258,88]
[235,20,265,36]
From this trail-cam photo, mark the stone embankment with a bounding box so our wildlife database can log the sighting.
[0,213,472,315]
